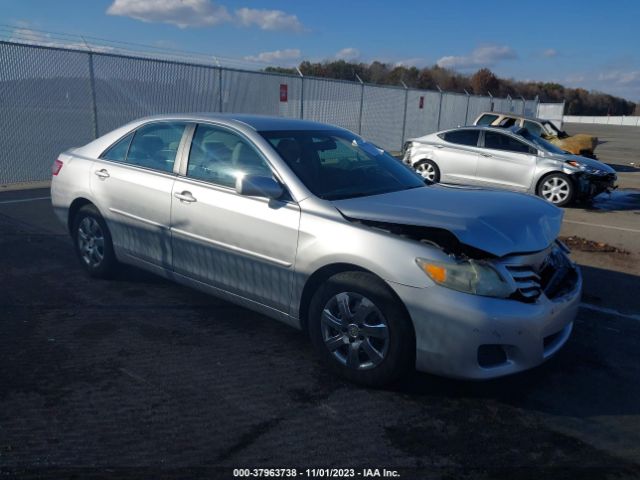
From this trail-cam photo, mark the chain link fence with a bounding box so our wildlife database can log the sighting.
[0,40,540,185]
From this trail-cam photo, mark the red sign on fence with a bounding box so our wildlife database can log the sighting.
[280,84,288,102]
[419,96,424,109]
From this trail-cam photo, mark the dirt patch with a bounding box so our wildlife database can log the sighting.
[560,236,630,255]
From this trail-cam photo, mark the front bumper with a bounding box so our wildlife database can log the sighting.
[390,265,582,380]
[574,172,617,199]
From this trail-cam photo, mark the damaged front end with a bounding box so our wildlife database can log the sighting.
[347,216,579,303]
[574,171,618,199]
[563,159,618,200]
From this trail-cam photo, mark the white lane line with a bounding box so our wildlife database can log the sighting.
[580,303,640,321]
[0,196,51,205]
[564,219,640,234]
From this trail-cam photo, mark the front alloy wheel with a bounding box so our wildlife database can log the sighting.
[538,173,574,206]
[308,271,414,387]
[321,292,390,370]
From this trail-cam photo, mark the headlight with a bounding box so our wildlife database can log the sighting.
[566,160,605,175]
[416,258,514,298]
[402,141,413,155]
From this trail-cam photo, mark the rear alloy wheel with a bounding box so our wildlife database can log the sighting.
[538,173,574,207]
[414,159,440,183]
[72,205,118,278]
[308,272,414,387]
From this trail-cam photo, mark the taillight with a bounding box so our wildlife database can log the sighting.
[52,159,63,176]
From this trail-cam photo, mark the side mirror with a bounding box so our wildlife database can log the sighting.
[235,174,284,200]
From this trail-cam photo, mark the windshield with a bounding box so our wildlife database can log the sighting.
[260,129,425,200]
[519,129,566,154]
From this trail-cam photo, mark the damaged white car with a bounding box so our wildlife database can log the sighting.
[51,114,582,386]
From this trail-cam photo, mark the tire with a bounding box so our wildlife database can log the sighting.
[72,204,118,278]
[414,159,440,183]
[537,173,575,207]
[308,271,415,387]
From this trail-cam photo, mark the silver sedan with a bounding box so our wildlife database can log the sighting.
[403,125,616,206]
[51,114,581,386]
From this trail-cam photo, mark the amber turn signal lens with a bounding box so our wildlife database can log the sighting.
[423,264,447,283]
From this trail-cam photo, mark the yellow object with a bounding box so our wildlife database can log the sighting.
[423,263,447,283]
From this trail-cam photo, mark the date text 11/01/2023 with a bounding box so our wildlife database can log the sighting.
[233,468,401,478]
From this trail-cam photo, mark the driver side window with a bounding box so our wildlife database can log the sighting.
[187,124,272,188]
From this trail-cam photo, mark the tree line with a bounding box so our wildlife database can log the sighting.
[266,61,637,116]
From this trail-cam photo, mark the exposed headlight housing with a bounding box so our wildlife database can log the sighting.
[565,160,606,175]
[416,258,514,298]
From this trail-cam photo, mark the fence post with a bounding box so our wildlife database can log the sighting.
[356,74,364,135]
[297,67,304,119]
[87,51,99,138]
[436,85,443,130]
[464,89,471,125]
[82,37,99,139]
[400,81,409,149]
[488,91,494,112]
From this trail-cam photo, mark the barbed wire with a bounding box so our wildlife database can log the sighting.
[0,24,277,71]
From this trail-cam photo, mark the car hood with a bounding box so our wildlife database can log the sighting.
[333,185,563,257]
[546,152,616,173]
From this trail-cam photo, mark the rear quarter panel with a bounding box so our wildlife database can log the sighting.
[51,151,96,229]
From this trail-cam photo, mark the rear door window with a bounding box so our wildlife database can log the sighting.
[126,122,186,173]
[484,131,535,154]
[441,129,480,147]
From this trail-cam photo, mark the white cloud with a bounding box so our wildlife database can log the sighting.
[565,74,586,83]
[599,70,640,85]
[106,0,304,31]
[107,0,231,28]
[244,48,301,64]
[335,47,360,61]
[437,45,517,69]
[235,7,303,32]
[394,57,427,68]
[542,48,558,58]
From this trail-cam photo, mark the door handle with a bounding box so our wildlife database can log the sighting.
[174,191,197,203]
[435,145,445,149]
[95,169,110,179]
[480,153,492,157]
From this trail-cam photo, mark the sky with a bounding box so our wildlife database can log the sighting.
[4,0,640,101]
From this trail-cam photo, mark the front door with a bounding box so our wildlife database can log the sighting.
[170,123,300,313]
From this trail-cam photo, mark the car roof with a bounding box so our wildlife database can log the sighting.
[438,125,525,135]
[133,113,341,132]
[478,111,543,122]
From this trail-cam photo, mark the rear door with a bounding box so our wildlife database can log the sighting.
[90,121,187,268]
[475,130,537,191]
[433,129,481,184]
[170,122,300,313]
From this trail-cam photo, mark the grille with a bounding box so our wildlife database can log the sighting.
[504,265,541,299]
[498,246,577,302]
